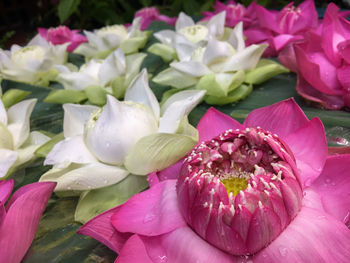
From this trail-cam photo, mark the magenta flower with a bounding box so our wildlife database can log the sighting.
[0,180,55,263]
[201,0,257,28]
[293,3,350,109]
[245,0,318,57]
[79,99,350,262]
[38,26,87,52]
[134,7,177,30]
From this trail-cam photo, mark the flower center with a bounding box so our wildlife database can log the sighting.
[177,127,303,256]
[178,25,209,43]
[12,46,46,66]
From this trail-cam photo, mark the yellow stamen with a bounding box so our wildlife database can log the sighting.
[221,177,248,197]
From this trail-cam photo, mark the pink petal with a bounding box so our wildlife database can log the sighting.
[116,234,153,263]
[77,207,131,253]
[0,203,5,227]
[278,42,298,72]
[141,226,238,263]
[157,15,177,26]
[111,180,186,236]
[0,180,14,204]
[244,27,272,45]
[197,107,243,143]
[272,34,302,52]
[337,65,350,91]
[310,154,350,223]
[295,35,343,95]
[252,206,350,262]
[243,98,309,140]
[287,0,318,34]
[255,5,280,33]
[285,117,327,187]
[338,40,350,64]
[296,76,344,110]
[322,3,350,67]
[148,159,183,187]
[0,182,55,263]
[37,28,48,40]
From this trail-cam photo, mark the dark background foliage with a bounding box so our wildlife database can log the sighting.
[0,0,348,48]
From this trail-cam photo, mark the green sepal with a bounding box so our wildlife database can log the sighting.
[95,50,113,60]
[120,36,148,54]
[85,85,108,106]
[204,83,253,105]
[176,116,199,140]
[124,133,197,175]
[35,68,60,87]
[44,89,87,104]
[245,59,289,85]
[148,43,177,63]
[74,174,148,224]
[153,68,198,89]
[34,133,65,158]
[1,89,31,109]
[111,75,127,99]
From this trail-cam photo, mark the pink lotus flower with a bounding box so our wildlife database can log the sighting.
[245,0,318,57]
[292,3,350,109]
[201,0,257,28]
[79,99,350,262]
[0,180,55,263]
[38,26,87,52]
[135,7,177,30]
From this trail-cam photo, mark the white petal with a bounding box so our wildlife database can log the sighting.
[63,104,99,138]
[159,89,206,133]
[84,95,158,165]
[222,44,268,72]
[56,72,98,90]
[48,163,129,191]
[170,61,212,77]
[27,34,49,48]
[0,99,7,125]
[44,135,97,168]
[154,30,177,46]
[73,43,97,57]
[98,49,126,86]
[125,52,147,85]
[128,17,141,37]
[206,11,226,39]
[228,22,245,52]
[6,98,36,149]
[176,12,195,31]
[152,68,198,89]
[0,149,17,178]
[175,42,196,62]
[203,39,233,66]
[84,30,107,50]
[124,69,160,119]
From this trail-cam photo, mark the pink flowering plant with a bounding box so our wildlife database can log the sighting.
[292,3,350,110]
[202,0,257,28]
[245,0,318,57]
[134,7,177,30]
[78,99,350,262]
[0,180,55,263]
[38,26,88,52]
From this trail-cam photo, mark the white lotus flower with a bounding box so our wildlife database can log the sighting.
[74,18,149,59]
[0,34,68,86]
[40,69,205,193]
[0,97,50,178]
[55,48,146,100]
[148,11,226,62]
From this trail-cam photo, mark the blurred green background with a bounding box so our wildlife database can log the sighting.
[0,0,348,48]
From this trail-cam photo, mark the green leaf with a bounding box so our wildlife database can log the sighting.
[58,0,81,23]
[124,133,197,175]
[74,174,148,224]
[35,133,65,158]
[1,89,31,108]
[85,85,108,106]
[44,89,87,104]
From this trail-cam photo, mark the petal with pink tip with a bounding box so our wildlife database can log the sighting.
[0,182,55,263]
[285,117,327,187]
[310,154,350,223]
[197,107,243,143]
[78,207,131,253]
[252,206,350,262]
[115,234,153,263]
[141,226,238,263]
[0,180,14,204]
[111,180,186,236]
[243,98,308,140]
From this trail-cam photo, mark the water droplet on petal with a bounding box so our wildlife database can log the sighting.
[143,212,156,223]
[325,178,331,184]
[279,247,288,257]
